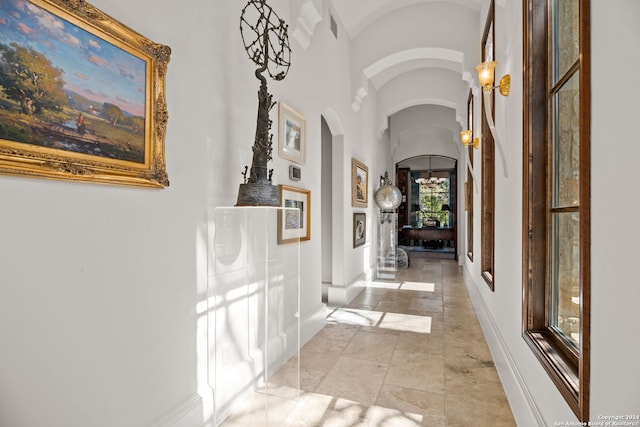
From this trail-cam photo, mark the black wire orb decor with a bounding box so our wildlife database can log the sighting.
[236,0,291,206]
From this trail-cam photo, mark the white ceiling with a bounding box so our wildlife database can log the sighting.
[325,0,486,160]
[330,0,482,39]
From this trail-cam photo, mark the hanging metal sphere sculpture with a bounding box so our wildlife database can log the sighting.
[236,0,292,206]
[374,172,402,211]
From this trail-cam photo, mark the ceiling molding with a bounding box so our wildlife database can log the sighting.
[352,47,469,111]
[333,0,482,39]
[378,97,461,136]
[290,0,323,50]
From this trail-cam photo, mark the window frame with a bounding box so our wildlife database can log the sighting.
[522,0,591,421]
[466,89,474,261]
[481,0,496,290]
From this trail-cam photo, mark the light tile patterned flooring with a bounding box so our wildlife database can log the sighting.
[222,253,516,426]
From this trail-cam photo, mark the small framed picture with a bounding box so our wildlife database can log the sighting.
[278,185,311,244]
[289,164,301,181]
[278,102,306,165]
[351,158,368,208]
[353,212,366,248]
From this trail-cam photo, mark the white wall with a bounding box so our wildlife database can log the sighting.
[589,0,640,417]
[462,0,640,425]
[0,0,212,425]
[0,0,386,426]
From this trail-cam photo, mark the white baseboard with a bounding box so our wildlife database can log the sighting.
[300,302,328,345]
[326,274,369,306]
[462,266,545,427]
[149,393,203,427]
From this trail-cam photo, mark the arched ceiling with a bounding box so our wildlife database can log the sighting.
[326,0,486,160]
[330,0,482,39]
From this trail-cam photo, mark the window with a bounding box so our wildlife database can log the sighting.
[480,1,495,289]
[418,176,450,227]
[523,0,590,420]
[466,89,474,261]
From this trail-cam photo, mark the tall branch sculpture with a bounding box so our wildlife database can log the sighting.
[236,0,291,206]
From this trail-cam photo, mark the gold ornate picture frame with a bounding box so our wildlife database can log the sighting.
[0,0,171,187]
[351,158,368,207]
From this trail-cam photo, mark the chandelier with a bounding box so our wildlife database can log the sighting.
[415,157,446,188]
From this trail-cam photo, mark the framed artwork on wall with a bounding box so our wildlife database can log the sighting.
[289,164,301,181]
[353,212,366,248]
[278,184,311,244]
[278,102,306,165]
[0,0,171,188]
[351,158,368,207]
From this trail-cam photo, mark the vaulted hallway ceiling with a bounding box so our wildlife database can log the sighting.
[310,0,487,162]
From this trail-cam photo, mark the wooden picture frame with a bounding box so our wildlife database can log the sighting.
[353,212,366,248]
[278,102,306,165]
[351,158,368,207]
[278,184,310,244]
[0,0,171,188]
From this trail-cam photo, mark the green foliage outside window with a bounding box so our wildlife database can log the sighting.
[418,179,450,227]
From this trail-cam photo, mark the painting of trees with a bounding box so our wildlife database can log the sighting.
[0,42,69,117]
[0,0,170,187]
[102,103,125,126]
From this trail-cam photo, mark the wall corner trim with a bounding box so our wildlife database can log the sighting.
[291,1,322,50]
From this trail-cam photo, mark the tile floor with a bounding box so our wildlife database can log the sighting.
[221,253,516,426]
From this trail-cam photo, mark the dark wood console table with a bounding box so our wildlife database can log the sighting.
[402,227,455,241]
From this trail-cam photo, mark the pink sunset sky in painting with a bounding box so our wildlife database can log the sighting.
[0,0,146,117]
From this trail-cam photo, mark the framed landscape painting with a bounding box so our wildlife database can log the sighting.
[278,184,311,244]
[351,158,368,207]
[278,102,306,165]
[0,0,171,187]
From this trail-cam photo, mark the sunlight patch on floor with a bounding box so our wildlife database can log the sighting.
[399,281,435,292]
[327,308,431,334]
[378,312,432,334]
[222,389,423,427]
[326,307,384,327]
[368,280,402,290]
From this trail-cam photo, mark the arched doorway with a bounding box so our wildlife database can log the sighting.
[396,155,457,260]
[321,109,345,302]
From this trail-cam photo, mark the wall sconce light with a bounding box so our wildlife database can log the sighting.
[476,61,510,96]
[460,130,479,149]
[475,60,510,177]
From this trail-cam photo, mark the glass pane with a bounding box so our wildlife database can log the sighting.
[552,0,579,82]
[468,98,474,162]
[418,176,450,227]
[484,21,494,62]
[552,71,580,208]
[551,212,580,348]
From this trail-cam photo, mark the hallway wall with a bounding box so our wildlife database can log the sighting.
[2,1,637,426]
[0,0,390,426]
[462,0,640,424]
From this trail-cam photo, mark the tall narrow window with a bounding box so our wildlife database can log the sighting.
[466,89,474,261]
[480,1,495,289]
[523,0,590,420]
